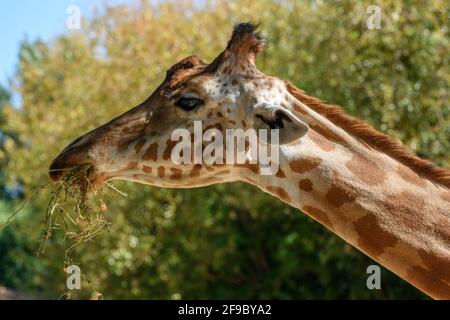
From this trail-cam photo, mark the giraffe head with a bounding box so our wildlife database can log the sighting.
[49,23,309,188]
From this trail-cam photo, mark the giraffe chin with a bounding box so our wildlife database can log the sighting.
[87,172,110,192]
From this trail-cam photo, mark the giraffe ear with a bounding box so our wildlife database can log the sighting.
[253,103,309,145]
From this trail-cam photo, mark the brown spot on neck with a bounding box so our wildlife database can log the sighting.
[407,249,450,299]
[308,130,336,152]
[157,166,165,177]
[134,139,146,154]
[266,185,291,203]
[234,163,260,175]
[142,165,152,173]
[276,168,286,178]
[142,143,158,161]
[289,157,321,174]
[169,168,182,179]
[382,191,426,231]
[345,154,386,185]
[189,164,202,177]
[354,214,398,260]
[123,162,138,170]
[302,205,333,230]
[163,139,179,160]
[326,179,357,208]
[298,179,313,191]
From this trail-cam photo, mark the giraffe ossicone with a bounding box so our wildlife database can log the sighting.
[49,22,450,299]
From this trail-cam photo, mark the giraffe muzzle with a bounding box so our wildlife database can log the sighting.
[49,152,93,181]
[49,138,95,181]
[48,95,151,182]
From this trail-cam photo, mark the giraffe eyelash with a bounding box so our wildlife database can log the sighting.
[175,96,205,111]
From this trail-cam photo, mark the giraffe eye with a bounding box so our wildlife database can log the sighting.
[175,96,204,111]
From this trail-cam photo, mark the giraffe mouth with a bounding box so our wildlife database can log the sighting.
[49,156,109,192]
[48,162,93,181]
[48,151,94,182]
[49,135,96,182]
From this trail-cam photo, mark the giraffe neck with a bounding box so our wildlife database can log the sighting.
[242,119,450,299]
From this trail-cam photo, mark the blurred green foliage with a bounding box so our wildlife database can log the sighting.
[1,0,449,299]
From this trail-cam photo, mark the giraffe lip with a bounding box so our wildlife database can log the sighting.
[48,155,94,182]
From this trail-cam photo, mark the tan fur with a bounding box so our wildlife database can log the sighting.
[286,82,450,188]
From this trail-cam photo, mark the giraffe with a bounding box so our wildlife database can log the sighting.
[49,23,450,299]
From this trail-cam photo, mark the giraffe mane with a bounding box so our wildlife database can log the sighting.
[286,81,450,189]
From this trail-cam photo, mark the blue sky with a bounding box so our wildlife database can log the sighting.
[0,0,131,88]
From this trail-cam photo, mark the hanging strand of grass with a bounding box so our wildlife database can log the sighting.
[0,182,54,230]
[4,163,128,299]
[36,164,108,256]
[3,163,127,299]
[105,181,128,197]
